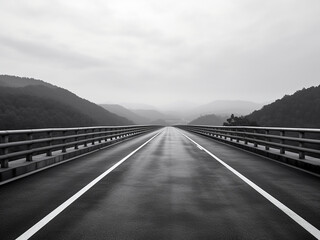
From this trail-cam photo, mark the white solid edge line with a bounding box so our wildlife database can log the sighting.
[16,130,162,240]
[179,131,320,240]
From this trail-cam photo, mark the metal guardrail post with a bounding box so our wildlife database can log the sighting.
[244,129,248,145]
[84,129,88,147]
[299,132,305,159]
[254,130,258,147]
[92,129,95,145]
[46,131,53,156]
[62,131,67,153]
[74,130,79,150]
[265,130,270,150]
[0,135,9,168]
[236,129,240,143]
[104,128,108,142]
[98,128,102,143]
[230,129,233,142]
[280,131,285,154]
[26,133,33,162]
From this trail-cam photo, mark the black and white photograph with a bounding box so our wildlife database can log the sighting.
[0,0,320,239]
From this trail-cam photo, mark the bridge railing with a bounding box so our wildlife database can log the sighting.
[0,125,161,168]
[176,125,320,160]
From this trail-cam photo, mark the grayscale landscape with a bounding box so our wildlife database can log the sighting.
[0,1,319,240]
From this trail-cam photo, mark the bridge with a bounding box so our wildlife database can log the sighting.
[0,126,320,239]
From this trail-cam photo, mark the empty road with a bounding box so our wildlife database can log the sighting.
[0,127,319,239]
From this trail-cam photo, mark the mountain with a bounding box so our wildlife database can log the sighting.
[158,101,199,112]
[188,100,263,119]
[247,85,320,128]
[150,119,168,125]
[0,75,53,88]
[100,104,149,124]
[121,102,157,110]
[131,109,173,123]
[0,75,133,129]
[0,87,95,130]
[189,114,226,126]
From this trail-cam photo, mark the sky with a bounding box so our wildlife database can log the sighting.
[0,0,319,109]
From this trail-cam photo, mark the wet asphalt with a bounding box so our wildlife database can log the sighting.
[0,127,319,240]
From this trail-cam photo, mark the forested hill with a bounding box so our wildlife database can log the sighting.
[0,75,133,130]
[189,114,225,126]
[0,87,95,129]
[247,85,320,128]
[0,75,54,88]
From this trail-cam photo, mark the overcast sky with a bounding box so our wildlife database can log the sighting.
[1,0,319,108]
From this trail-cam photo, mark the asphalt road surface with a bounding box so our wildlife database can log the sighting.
[0,127,319,240]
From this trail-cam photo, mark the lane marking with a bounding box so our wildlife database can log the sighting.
[196,144,204,151]
[16,130,163,240]
[179,130,320,240]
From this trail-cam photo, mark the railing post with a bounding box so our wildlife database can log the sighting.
[254,130,258,147]
[230,129,233,142]
[46,131,53,156]
[280,131,285,154]
[236,129,240,143]
[26,133,33,162]
[1,135,9,168]
[74,130,79,149]
[105,128,108,142]
[265,130,270,150]
[244,129,248,145]
[84,130,88,147]
[110,128,114,141]
[98,128,102,143]
[62,131,67,153]
[298,132,305,159]
[92,129,95,145]
[214,129,218,138]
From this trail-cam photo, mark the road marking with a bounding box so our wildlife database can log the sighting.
[179,131,320,240]
[196,144,204,150]
[16,130,162,240]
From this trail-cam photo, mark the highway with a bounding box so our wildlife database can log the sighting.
[0,127,319,239]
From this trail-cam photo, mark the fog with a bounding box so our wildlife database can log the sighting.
[1,0,319,109]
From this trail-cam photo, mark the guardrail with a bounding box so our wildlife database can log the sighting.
[0,125,161,168]
[176,125,320,161]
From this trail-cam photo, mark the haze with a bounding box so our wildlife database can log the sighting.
[1,0,319,109]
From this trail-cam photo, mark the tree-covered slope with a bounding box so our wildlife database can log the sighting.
[189,114,225,126]
[0,87,95,130]
[100,104,149,124]
[0,75,133,129]
[0,75,54,88]
[247,85,320,128]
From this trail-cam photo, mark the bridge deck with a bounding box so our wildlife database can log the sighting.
[0,127,319,239]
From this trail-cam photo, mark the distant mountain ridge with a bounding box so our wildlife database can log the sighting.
[100,104,149,124]
[0,75,54,88]
[247,85,320,128]
[101,100,265,125]
[4,76,317,129]
[131,109,172,122]
[0,75,133,129]
[189,114,225,126]
[190,100,263,117]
